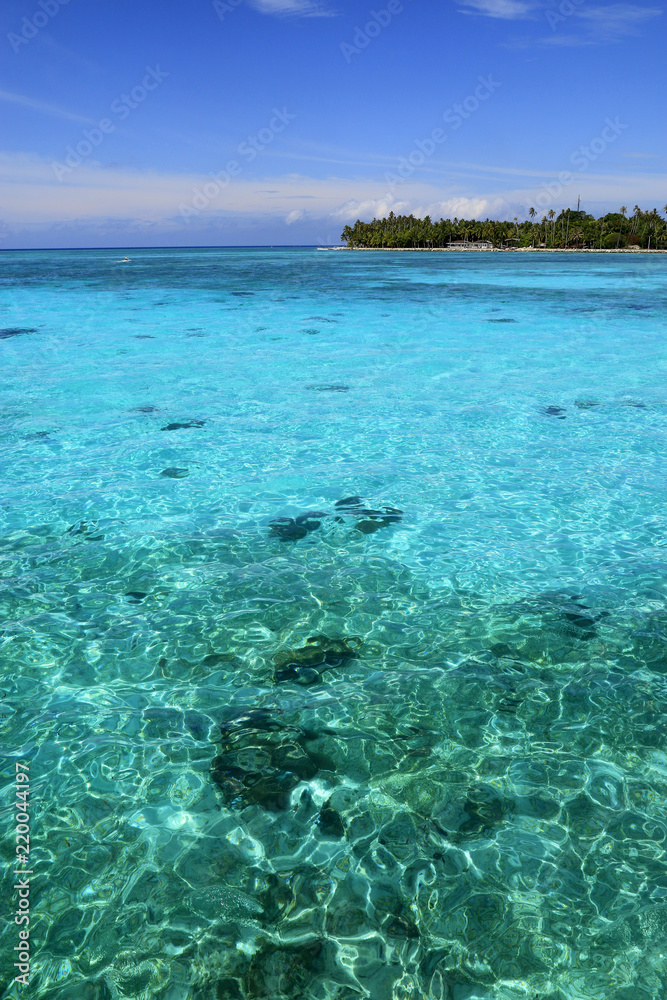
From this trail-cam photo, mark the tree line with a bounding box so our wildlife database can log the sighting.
[340,206,667,249]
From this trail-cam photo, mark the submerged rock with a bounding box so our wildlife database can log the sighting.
[273,634,361,684]
[160,420,206,431]
[125,591,148,602]
[67,520,92,535]
[560,599,604,640]
[67,520,104,540]
[295,510,327,531]
[335,495,364,509]
[317,800,345,838]
[335,496,404,532]
[306,384,350,392]
[211,713,337,812]
[245,939,331,1000]
[355,518,385,535]
[201,651,239,666]
[269,497,403,541]
[433,783,509,841]
[160,467,189,478]
[268,517,308,541]
[490,592,607,654]
[543,405,567,419]
[269,510,328,541]
[0,327,38,339]
[219,709,288,736]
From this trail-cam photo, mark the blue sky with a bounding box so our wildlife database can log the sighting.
[0,0,664,247]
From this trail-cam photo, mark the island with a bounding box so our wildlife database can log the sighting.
[340,207,667,250]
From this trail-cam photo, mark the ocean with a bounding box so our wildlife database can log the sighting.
[2,246,667,1000]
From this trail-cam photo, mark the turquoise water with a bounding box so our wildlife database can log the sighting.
[2,247,667,1000]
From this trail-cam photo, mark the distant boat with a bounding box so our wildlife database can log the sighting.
[116,256,131,263]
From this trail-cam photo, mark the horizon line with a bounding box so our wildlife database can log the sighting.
[0,244,338,252]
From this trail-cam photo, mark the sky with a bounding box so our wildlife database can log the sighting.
[0,0,665,247]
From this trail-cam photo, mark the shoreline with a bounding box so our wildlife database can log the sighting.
[318,246,667,254]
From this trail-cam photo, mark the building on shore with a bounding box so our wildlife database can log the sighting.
[447,240,494,250]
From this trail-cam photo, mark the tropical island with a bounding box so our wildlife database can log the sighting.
[340,206,667,250]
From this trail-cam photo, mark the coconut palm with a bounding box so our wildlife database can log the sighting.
[529,207,536,247]
[616,206,627,248]
[647,208,659,249]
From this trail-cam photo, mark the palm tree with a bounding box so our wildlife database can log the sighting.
[616,206,627,249]
[647,208,659,249]
[548,209,556,246]
[529,207,536,247]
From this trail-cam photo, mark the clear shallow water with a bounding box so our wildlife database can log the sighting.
[2,247,667,1000]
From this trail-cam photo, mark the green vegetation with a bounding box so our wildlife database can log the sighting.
[340,205,667,249]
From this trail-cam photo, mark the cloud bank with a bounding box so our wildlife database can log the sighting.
[1,152,665,247]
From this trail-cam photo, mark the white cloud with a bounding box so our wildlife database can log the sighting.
[420,196,510,219]
[1,152,667,243]
[246,0,337,16]
[577,2,661,35]
[541,2,662,42]
[458,0,538,18]
[0,155,429,225]
[333,195,513,223]
[578,2,661,22]
[330,196,412,222]
[0,89,94,124]
[458,0,663,41]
